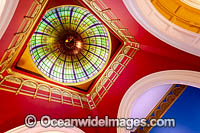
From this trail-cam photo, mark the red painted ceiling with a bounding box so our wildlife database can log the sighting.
[1,0,200,132]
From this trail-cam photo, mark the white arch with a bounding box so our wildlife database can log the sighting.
[181,0,200,10]
[123,0,200,57]
[117,70,200,133]
[0,0,19,39]
[6,122,85,133]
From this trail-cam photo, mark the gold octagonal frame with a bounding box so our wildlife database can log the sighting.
[0,0,139,110]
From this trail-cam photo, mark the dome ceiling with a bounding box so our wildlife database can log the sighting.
[29,5,111,85]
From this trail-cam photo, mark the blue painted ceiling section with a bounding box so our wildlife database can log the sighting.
[151,86,200,133]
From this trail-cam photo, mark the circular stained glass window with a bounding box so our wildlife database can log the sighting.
[29,5,111,85]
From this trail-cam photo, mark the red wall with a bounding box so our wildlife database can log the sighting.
[0,0,33,58]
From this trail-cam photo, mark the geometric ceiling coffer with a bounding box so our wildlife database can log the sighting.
[0,0,139,110]
[29,5,111,85]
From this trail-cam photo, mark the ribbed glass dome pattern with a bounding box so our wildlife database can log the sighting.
[29,5,111,84]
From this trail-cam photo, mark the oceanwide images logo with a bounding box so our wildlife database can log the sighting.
[25,114,176,130]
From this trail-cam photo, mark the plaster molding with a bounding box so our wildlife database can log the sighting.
[123,0,200,57]
[117,70,200,133]
[6,122,85,133]
[0,0,19,39]
[181,0,200,10]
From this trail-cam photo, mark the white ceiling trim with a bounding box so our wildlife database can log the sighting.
[130,84,172,131]
[5,122,85,133]
[117,70,200,133]
[0,0,19,39]
[181,0,200,10]
[123,0,200,57]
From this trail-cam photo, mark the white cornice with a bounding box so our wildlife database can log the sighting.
[0,0,19,39]
[181,0,200,10]
[123,0,200,57]
[117,70,200,133]
[6,122,85,133]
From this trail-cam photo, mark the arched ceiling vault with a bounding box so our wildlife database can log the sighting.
[123,0,200,57]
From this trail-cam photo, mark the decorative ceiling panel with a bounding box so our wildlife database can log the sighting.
[29,5,111,85]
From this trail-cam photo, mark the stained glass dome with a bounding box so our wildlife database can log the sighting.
[29,5,111,85]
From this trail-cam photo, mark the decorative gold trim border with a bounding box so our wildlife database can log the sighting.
[80,0,140,109]
[0,0,139,109]
[0,0,49,73]
[90,44,138,109]
[0,74,90,109]
[82,0,139,44]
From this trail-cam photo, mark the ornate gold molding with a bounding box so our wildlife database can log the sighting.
[0,0,139,109]
[81,0,139,109]
[82,0,139,44]
[0,0,49,74]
